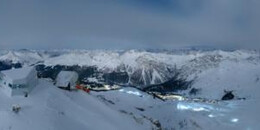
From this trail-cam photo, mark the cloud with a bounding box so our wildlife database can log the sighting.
[0,0,259,50]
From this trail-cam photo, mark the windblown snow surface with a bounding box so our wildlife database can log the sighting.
[0,79,151,130]
[0,49,260,129]
[92,87,260,130]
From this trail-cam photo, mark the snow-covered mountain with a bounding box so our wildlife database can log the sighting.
[1,49,260,129]
[1,49,260,99]
[0,50,43,65]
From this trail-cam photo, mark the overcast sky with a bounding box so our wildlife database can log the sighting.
[0,0,259,50]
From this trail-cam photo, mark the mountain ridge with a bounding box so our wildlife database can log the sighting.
[1,49,260,99]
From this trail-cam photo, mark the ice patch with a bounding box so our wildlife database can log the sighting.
[231,118,239,123]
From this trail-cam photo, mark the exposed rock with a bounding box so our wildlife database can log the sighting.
[135,107,145,112]
[0,61,22,71]
[189,88,201,95]
[221,90,235,100]
[152,120,162,130]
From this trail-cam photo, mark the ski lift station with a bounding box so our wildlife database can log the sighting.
[0,67,38,97]
[55,71,79,90]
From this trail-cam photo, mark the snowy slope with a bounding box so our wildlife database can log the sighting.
[0,79,151,130]
[1,78,259,129]
[0,50,43,65]
[183,53,260,100]
[92,87,260,130]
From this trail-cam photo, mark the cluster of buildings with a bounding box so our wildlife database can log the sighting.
[0,66,79,97]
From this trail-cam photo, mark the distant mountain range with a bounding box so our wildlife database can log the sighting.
[1,49,260,99]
